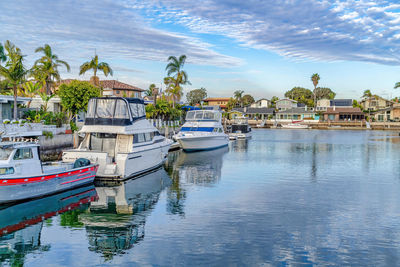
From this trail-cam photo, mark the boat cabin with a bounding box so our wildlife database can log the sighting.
[0,142,42,176]
[185,110,222,122]
[85,97,146,126]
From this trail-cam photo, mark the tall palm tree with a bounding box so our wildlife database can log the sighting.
[0,41,27,120]
[21,81,42,108]
[165,55,190,98]
[311,73,320,107]
[79,54,113,86]
[146,83,155,96]
[164,76,183,108]
[33,44,70,95]
[234,90,244,107]
[362,89,372,99]
[0,43,6,65]
[394,83,400,89]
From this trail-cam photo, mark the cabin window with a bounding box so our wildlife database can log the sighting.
[186,111,195,120]
[86,99,96,118]
[130,103,139,118]
[0,167,14,175]
[195,112,204,120]
[144,132,153,142]
[203,111,215,120]
[13,148,33,160]
[114,99,130,119]
[134,133,146,143]
[96,99,115,118]
[0,147,14,160]
[90,133,117,158]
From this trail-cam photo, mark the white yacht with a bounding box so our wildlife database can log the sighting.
[174,109,229,151]
[229,116,252,140]
[62,97,173,180]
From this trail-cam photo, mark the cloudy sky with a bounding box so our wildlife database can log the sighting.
[1,0,400,99]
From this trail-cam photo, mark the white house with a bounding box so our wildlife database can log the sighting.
[250,98,270,108]
[276,99,298,111]
[30,96,62,113]
[0,95,31,121]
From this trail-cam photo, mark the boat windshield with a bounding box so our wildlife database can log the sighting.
[0,147,14,160]
[185,110,221,121]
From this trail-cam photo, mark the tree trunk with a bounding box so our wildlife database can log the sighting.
[46,79,51,95]
[13,84,17,120]
[314,86,317,108]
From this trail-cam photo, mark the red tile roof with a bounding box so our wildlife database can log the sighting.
[58,79,144,91]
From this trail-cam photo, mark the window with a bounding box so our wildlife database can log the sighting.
[0,167,14,175]
[195,112,204,120]
[13,148,33,160]
[116,90,120,94]
[145,132,152,142]
[0,147,14,160]
[186,111,195,120]
[134,133,146,143]
[96,99,115,118]
[114,99,130,119]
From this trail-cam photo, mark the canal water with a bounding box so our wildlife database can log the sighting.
[1,129,400,266]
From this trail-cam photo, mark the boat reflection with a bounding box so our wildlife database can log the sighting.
[164,146,228,216]
[80,168,171,259]
[0,185,97,266]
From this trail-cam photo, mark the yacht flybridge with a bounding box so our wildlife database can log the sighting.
[62,97,172,180]
[174,109,229,151]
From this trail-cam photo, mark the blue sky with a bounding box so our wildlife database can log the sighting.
[1,0,400,100]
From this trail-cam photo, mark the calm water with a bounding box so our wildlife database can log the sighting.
[2,129,400,266]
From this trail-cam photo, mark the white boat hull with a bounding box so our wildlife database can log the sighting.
[229,132,252,139]
[177,135,229,151]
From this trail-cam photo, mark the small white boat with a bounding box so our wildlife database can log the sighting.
[174,109,229,151]
[281,121,310,129]
[229,116,252,139]
[256,120,265,128]
[0,141,98,204]
[62,97,173,180]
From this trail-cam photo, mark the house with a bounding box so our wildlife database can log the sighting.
[316,99,353,111]
[360,96,393,112]
[250,99,270,108]
[0,95,31,121]
[232,107,275,120]
[58,79,144,98]
[323,107,365,121]
[101,80,144,98]
[203,98,230,110]
[277,107,317,120]
[372,103,400,121]
[276,99,297,111]
[30,96,62,113]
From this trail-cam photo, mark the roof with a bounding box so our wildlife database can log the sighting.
[203,98,231,101]
[255,98,270,102]
[0,95,31,103]
[58,79,144,92]
[360,96,394,103]
[324,107,364,114]
[100,80,144,92]
[233,107,275,114]
[278,107,315,114]
[276,98,297,103]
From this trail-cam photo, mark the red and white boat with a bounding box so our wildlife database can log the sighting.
[0,141,98,204]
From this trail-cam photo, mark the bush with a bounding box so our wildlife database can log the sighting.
[43,130,54,139]
[23,110,67,127]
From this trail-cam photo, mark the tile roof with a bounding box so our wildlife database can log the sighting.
[58,79,144,91]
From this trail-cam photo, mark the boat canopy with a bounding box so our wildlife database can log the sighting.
[85,97,145,126]
[185,110,221,122]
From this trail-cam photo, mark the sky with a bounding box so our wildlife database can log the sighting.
[1,0,400,100]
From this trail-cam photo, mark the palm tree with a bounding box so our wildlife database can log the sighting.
[33,44,70,95]
[79,54,113,86]
[311,73,320,107]
[164,77,183,108]
[234,90,244,107]
[146,83,155,96]
[21,81,42,108]
[165,55,190,104]
[0,43,6,65]
[362,89,373,99]
[394,83,400,89]
[0,41,27,120]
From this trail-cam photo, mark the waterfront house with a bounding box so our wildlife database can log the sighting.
[323,107,365,121]
[360,96,393,112]
[316,99,353,111]
[250,98,270,108]
[30,96,62,113]
[277,107,317,120]
[203,98,230,110]
[0,95,31,121]
[371,103,400,121]
[276,99,298,111]
[101,80,144,98]
[232,107,275,120]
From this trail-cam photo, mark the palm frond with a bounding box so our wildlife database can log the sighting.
[79,62,92,75]
[395,82,400,89]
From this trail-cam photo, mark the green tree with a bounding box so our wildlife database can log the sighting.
[0,41,27,120]
[21,81,42,108]
[353,99,363,109]
[271,96,279,108]
[362,89,372,99]
[33,44,70,95]
[79,54,113,86]
[311,73,320,107]
[284,87,314,106]
[395,82,400,89]
[226,97,237,111]
[165,55,190,108]
[186,88,207,105]
[58,80,101,122]
[314,87,336,100]
[242,94,255,106]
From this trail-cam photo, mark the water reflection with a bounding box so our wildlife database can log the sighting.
[0,186,97,266]
[165,147,229,216]
[80,168,171,259]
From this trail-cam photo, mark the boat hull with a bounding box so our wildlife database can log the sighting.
[177,135,229,151]
[0,165,98,204]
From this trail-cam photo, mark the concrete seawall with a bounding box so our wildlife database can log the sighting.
[39,134,73,161]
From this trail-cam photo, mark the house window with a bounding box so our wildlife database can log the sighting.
[116,90,120,95]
